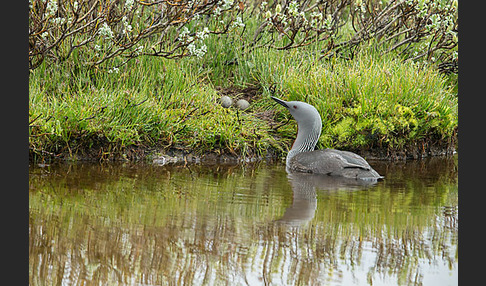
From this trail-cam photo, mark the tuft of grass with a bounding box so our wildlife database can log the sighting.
[246,46,457,153]
[29,54,281,161]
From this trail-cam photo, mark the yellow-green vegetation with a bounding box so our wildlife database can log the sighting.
[29,56,280,160]
[29,1,457,162]
[257,48,458,152]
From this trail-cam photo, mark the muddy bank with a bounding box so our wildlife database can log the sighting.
[29,137,457,165]
[347,137,457,161]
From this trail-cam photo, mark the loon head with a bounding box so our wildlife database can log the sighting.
[271,96,322,129]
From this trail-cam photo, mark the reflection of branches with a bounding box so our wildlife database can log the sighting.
[29,162,458,285]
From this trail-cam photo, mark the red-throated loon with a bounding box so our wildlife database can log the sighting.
[271,96,383,180]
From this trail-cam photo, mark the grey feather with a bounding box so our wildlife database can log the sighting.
[289,149,382,180]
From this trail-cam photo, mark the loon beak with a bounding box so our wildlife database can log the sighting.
[271,96,289,108]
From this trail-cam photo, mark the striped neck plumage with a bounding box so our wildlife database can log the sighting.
[286,118,322,166]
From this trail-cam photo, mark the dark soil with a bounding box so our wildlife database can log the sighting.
[29,138,456,165]
[215,85,261,104]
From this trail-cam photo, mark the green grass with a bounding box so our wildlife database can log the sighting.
[253,48,458,151]
[29,54,282,160]
[29,14,457,162]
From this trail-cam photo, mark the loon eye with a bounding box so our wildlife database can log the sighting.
[293,105,298,109]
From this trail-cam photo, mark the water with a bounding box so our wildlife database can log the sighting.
[29,157,458,286]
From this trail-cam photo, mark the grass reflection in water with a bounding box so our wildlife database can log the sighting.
[29,157,457,285]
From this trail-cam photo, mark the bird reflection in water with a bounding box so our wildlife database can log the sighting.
[276,172,379,226]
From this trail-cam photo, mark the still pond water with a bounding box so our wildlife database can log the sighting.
[29,157,458,286]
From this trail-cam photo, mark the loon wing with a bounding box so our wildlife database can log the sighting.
[289,149,382,179]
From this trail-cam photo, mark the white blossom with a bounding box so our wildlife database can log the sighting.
[196,27,210,40]
[46,0,58,17]
[50,17,65,25]
[108,67,119,74]
[221,0,234,10]
[310,12,323,27]
[232,16,245,28]
[125,0,134,10]
[178,26,190,41]
[188,43,207,58]
[288,1,299,17]
[299,12,308,26]
[98,22,114,39]
[195,44,207,58]
[122,16,132,34]
[134,45,144,55]
[188,43,196,54]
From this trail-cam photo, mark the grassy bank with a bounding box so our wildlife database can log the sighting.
[29,8,457,163]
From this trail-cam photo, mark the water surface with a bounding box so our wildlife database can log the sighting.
[29,157,458,285]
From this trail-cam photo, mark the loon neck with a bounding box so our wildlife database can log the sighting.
[286,120,322,166]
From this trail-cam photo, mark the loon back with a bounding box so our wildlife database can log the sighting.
[288,149,383,180]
